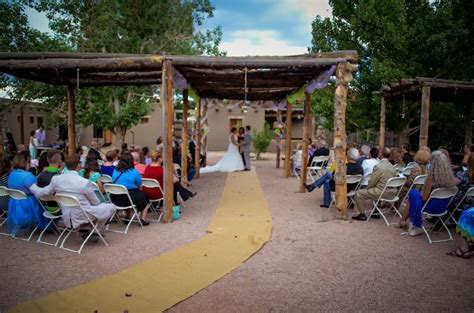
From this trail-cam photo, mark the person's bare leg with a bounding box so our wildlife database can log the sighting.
[140,204,150,221]
[398,199,410,227]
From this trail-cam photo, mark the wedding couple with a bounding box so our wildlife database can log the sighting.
[201,125,252,173]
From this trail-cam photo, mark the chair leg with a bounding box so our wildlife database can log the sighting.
[424,217,453,244]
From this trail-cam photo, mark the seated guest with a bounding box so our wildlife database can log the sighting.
[132,151,146,176]
[446,207,474,258]
[7,153,49,234]
[450,152,474,215]
[143,150,196,205]
[308,139,329,166]
[389,148,405,166]
[305,148,363,208]
[398,149,431,202]
[0,155,12,213]
[353,147,396,220]
[37,152,63,214]
[142,147,151,165]
[401,143,414,165]
[398,151,457,235]
[111,152,150,225]
[291,143,303,175]
[31,154,116,239]
[82,158,103,189]
[357,145,370,166]
[100,151,116,176]
[360,147,380,187]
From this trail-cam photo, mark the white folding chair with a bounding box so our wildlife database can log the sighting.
[401,167,412,177]
[173,163,182,181]
[446,186,474,225]
[393,164,404,172]
[346,174,363,209]
[0,186,10,236]
[91,182,108,203]
[308,156,329,181]
[7,188,39,241]
[35,195,64,247]
[104,184,143,234]
[141,178,164,223]
[101,174,112,183]
[420,187,458,244]
[367,176,407,226]
[55,193,108,254]
[398,174,428,213]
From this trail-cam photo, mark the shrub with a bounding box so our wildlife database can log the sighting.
[252,122,273,159]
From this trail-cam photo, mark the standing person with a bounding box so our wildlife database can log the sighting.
[35,125,46,146]
[238,127,246,168]
[200,127,244,173]
[87,140,102,161]
[242,125,252,171]
[29,130,37,161]
[30,154,116,239]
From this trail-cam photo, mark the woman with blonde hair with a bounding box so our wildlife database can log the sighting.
[398,151,457,235]
[398,149,431,202]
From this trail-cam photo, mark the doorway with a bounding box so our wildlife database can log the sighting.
[229,118,243,132]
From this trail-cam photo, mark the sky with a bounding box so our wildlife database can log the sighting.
[24,0,332,56]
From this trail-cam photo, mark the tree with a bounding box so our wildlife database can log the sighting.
[253,122,273,159]
[310,0,474,149]
[28,0,224,145]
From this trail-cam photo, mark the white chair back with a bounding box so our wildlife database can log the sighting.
[401,167,412,176]
[394,164,404,171]
[0,186,9,197]
[91,182,100,192]
[412,174,428,186]
[346,174,363,185]
[311,156,329,166]
[428,187,458,200]
[385,176,406,189]
[101,174,113,183]
[55,193,81,207]
[103,183,128,195]
[7,188,27,200]
[142,178,163,192]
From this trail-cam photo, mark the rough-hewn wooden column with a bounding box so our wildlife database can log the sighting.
[202,103,208,166]
[181,89,189,187]
[66,85,76,156]
[300,92,311,192]
[333,62,357,217]
[284,102,293,178]
[464,102,473,146]
[195,99,201,178]
[161,60,174,222]
[419,86,431,148]
[379,96,386,148]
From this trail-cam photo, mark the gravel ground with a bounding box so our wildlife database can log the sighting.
[1,152,473,312]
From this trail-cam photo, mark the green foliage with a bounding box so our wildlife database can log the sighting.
[252,122,273,159]
[310,0,473,150]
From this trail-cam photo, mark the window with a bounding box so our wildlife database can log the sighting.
[140,116,150,124]
[37,116,44,128]
[29,116,35,124]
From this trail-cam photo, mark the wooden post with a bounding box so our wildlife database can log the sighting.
[66,85,76,156]
[284,102,293,178]
[300,92,311,192]
[276,111,281,168]
[161,60,174,222]
[202,103,208,166]
[419,86,431,148]
[379,96,386,148]
[195,99,201,178]
[464,102,473,146]
[333,62,357,217]
[181,89,189,187]
[19,105,25,145]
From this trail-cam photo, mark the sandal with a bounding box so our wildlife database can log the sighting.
[446,248,471,259]
[395,221,407,229]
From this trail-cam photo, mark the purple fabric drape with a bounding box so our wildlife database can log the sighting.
[305,64,336,94]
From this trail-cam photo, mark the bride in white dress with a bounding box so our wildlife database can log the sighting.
[200,127,244,173]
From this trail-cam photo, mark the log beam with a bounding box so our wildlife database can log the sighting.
[181,89,189,187]
[66,85,76,156]
[333,62,357,217]
[419,86,431,148]
[161,60,174,222]
[300,92,311,192]
[284,102,293,178]
[379,96,386,148]
[464,102,473,146]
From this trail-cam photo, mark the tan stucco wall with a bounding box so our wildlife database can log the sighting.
[4,107,57,146]
[206,107,265,151]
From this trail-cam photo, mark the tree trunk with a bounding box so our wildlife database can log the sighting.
[114,127,127,147]
[398,125,410,147]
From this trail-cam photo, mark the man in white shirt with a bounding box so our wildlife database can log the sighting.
[35,125,46,146]
[360,147,380,187]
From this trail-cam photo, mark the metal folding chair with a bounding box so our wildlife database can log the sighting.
[0,186,10,236]
[367,176,407,226]
[346,174,363,210]
[308,156,329,182]
[55,193,108,254]
[101,174,113,184]
[398,174,428,213]
[420,187,458,244]
[35,194,63,247]
[445,186,474,225]
[91,181,108,203]
[104,184,143,234]
[7,188,39,241]
[141,178,164,223]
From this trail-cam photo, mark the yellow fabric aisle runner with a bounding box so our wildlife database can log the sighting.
[10,169,272,313]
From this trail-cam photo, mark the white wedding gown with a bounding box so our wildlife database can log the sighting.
[200,134,245,173]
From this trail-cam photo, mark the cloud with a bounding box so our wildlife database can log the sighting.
[220,30,307,56]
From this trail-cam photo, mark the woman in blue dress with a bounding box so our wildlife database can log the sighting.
[7,153,48,235]
[398,151,457,236]
[447,208,474,258]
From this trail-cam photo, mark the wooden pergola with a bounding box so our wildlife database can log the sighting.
[376,77,474,149]
[0,51,358,220]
